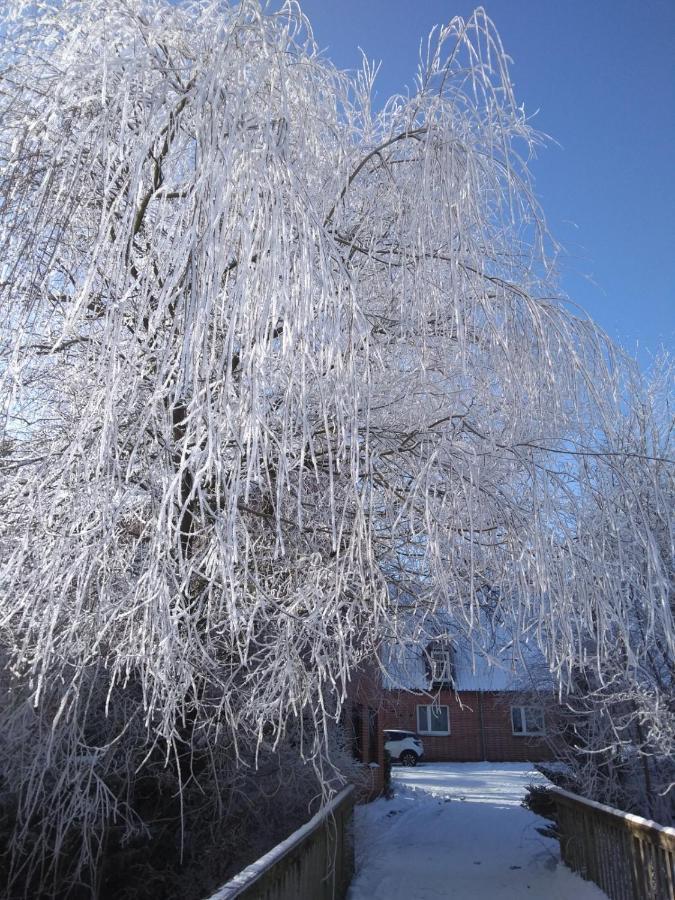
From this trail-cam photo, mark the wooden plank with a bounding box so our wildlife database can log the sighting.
[627,829,644,900]
[664,848,675,900]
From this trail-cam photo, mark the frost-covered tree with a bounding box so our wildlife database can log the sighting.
[0,0,671,893]
[543,358,674,823]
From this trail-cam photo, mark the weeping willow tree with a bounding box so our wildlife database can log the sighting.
[0,0,671,894]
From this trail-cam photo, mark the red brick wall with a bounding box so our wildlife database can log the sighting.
[345,666,387,798]
[480,693,552,762]
[382,690,553,763]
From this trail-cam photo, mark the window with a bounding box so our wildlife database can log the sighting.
[430,648,452,683]
[417,704,450,735]
[511,706,545,736]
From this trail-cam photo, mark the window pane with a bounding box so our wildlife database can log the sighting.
[524,707,544,734]
[431,650,452,682]
[417,706,428,733]
[430,706,448,732]
[511,707,523,733]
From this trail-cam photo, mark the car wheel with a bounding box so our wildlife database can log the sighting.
[400,750,418,767]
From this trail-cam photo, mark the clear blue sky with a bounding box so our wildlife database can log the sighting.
[295,0,674,364]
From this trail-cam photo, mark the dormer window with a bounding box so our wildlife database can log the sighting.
[430,647,452,684]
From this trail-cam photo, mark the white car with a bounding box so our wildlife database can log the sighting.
[384,729,425,766]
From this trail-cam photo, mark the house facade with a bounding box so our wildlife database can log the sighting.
[382,689,552,762]
[381,628,555,763]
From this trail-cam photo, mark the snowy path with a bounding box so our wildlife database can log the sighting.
[347,762,608,900]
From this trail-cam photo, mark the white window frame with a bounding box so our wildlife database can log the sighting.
[416,704,451,735]
[430,648,452,683]
[511,705,545,736]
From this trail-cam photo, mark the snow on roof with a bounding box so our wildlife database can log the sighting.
[381,617,552,693]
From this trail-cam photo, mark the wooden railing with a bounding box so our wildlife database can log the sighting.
[550,786,675,900]
[205,785,355,900]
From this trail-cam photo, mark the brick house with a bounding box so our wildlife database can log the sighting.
[380,626,555,763]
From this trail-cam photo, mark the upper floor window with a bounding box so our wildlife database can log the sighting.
[430,648,452,684]
[511,705,545,736]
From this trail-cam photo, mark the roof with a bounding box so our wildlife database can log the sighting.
[380,615,552,693]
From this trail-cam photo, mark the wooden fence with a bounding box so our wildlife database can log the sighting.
[550,786,675,900]
[205,785,355,900]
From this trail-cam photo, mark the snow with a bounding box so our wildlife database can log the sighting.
[347,763,608,900]
[382,633,552,693]
[380,610,554,693]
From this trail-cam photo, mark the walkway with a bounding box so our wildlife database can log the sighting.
[347,762,608,900]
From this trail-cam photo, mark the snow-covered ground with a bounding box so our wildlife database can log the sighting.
[347,762,608,900]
